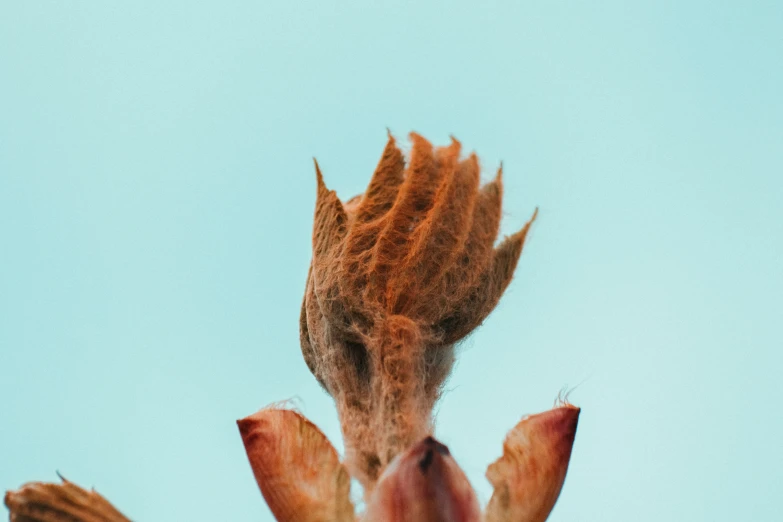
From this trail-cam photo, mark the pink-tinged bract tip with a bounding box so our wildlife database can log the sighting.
[237,408,355,522]
[485,405,580,522]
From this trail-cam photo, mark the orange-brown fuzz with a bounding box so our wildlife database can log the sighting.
[301,133,537,491]
[4,477,131,522]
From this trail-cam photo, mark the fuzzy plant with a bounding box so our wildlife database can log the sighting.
[5,132,579,522]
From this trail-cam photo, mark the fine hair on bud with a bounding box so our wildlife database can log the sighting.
[300,132,537,492]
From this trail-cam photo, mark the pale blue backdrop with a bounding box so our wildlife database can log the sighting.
[1,2,781,520]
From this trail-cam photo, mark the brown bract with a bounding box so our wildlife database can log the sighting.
[486,405,581,522]
[364,436,481,522]
[4,476,130,522]
[300,132,537,490]
[237,405,579,522]
[237,408,355,522]
[5,131,580,522]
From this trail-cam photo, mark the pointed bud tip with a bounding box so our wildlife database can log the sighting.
[366,435,481,522]
[313,158,326,189]
[509,207,539,244]
[408,131,434,151]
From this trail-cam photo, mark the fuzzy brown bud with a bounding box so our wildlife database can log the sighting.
[301,132,537,490]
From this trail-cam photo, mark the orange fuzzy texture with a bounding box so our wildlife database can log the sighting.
[300,132,537,490]
[4,476,131,522]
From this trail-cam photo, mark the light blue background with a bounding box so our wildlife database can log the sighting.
[1,2,781,520]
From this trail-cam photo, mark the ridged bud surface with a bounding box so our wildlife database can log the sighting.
[301,132,537,490]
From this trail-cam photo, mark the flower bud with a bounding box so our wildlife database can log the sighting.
[364,436,481,522]
[301,132,537,489]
